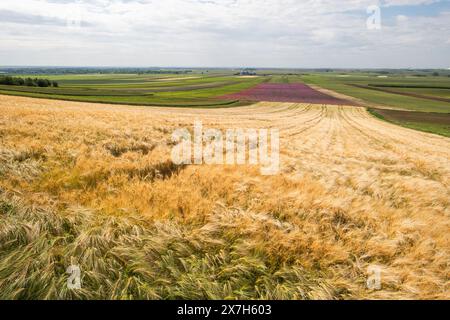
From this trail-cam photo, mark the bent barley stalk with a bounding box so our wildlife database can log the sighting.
[0,94,449,300]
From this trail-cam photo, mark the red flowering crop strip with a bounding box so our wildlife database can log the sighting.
[221,83,355,105]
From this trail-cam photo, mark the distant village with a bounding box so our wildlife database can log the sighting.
[236,69,257,76]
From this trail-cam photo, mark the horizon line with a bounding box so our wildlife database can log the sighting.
[1,66,449,70]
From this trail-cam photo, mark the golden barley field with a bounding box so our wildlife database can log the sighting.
[0,94,449,300]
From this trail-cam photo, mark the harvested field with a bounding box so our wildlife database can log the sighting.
[0,95,449,300]
[221,83,355,105]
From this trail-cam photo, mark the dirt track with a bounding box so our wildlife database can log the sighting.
[0,94,449,299]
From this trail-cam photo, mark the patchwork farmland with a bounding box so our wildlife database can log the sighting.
[221,83,355,105]
[0,72,265,107]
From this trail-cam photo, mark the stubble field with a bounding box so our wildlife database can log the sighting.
[0,95,449,300]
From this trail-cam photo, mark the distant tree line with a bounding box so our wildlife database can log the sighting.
[0,67,193,75]
[0,76,58,87]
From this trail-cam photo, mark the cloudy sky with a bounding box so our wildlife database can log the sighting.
[0,0,449,68]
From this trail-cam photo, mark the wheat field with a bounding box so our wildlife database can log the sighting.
[0,94,449,300]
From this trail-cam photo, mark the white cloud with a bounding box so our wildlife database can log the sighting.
[0,0,448,67]
[383,0,439,6]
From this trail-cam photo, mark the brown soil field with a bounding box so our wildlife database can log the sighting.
[372,108,450,125]
[0,95,449,300]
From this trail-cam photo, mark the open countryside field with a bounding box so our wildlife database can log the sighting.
[300,72,450,136]
[0,94,449,300]
[369,108,450,138]
[301,72,450,113]
[0,72,266,107]
[1,70,449,136]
